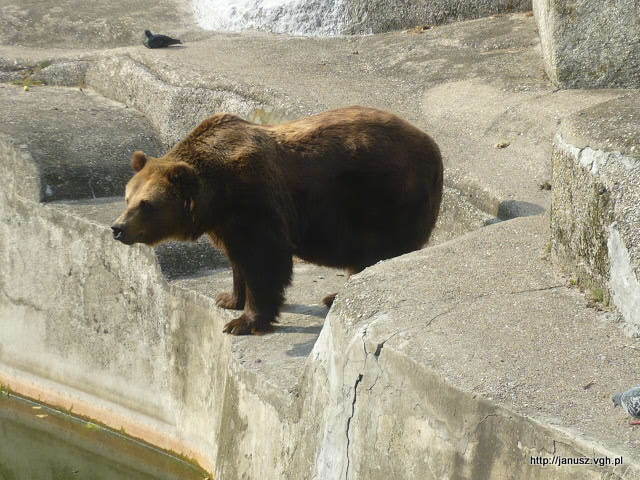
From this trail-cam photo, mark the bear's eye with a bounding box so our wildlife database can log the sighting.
[139,200,155,212]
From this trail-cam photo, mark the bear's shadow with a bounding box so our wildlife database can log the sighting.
[280,303,327,319]
[278,304,327,357]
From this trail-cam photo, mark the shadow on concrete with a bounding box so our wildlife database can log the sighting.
[285,337,321,358]
[498,200,545,219]
[280,304,327,319]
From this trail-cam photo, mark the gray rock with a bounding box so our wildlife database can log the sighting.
[533,0,640,88]
[343,0,532,34]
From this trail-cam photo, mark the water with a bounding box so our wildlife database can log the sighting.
[0,393,209,480]
[192,0,349,36]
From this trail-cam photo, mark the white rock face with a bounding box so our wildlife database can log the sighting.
[192,0,532,36]
[192,0,349,36]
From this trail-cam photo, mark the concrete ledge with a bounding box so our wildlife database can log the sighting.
[0,84,162,201]
[85,55,272,148]
[300,215,640,479]
[551,94,640,332]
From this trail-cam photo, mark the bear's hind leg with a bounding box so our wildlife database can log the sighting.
[321,266,364,308]
[322,293,337,308]
[222,233,293,335]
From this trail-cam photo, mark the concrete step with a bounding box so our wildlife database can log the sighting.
[551,94,640,334]
[0,83,162,202]
[54,197,346,401]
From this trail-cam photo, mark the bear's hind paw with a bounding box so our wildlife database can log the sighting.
[322,293,337,308]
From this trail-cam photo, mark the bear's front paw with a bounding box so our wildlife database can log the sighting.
[216,292,245,310]
[223,314,274,336]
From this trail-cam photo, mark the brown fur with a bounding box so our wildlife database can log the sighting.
[112,106,443,335]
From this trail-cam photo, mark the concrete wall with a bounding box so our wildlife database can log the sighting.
[551,95,640,332]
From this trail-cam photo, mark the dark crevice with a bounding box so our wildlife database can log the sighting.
[345,373,363,480]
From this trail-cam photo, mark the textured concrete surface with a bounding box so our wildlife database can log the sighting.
[0,0,203,49]
[1,14,627,217]
[551,94,640,333]
[193,0,532,35]
[0,84,162,201]
[533,0,640,88]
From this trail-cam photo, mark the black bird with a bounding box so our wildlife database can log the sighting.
[143,30,182,49]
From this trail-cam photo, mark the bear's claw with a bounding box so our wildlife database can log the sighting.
[223,314,274,336]
[216,292,244,310]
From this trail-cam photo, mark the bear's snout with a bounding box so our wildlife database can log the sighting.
[111,224,127,243]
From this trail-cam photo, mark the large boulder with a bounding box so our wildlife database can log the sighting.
[533,0,640,88]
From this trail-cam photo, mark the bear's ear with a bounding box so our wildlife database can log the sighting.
[166,162,198,199]
[131,151,148,172]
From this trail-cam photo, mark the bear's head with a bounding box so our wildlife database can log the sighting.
[111,151,198,246]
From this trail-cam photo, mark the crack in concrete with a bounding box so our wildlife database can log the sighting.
[0,279,45,313]
[551,438,574,456]
[374,307,457,351]
[462,413,499,457]
[505,284,565,296]
[345,373,363,480]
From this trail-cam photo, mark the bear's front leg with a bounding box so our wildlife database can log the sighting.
[216,264,245,310]
[221,235,292,335]
[222,312,273,335]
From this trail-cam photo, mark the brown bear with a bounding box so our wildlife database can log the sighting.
[112,106,443,335]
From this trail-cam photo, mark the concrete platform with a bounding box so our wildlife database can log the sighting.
[304,214,640,479]
[0,0,203,49]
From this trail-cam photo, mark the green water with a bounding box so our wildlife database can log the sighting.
[0,393,210,480]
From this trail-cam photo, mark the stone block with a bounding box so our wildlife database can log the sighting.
[533,0,640,88]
